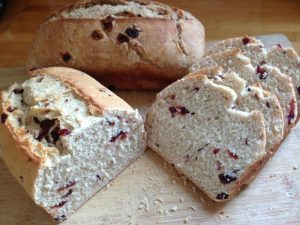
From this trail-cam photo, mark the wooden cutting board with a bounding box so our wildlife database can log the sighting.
[0,34,299,225]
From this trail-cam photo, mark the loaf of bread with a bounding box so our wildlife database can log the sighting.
[0,67,146,221]
[190,48,297,135]
[26,0,205,91]
[188,66,284,155]
[146,73,266,201]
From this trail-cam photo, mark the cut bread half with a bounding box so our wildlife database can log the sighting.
[146,73,266,202]
[266,44,300,119]
[0,67,146,221]
[190,49,297,135]
[187,66,284,155]
[206,36,266,67]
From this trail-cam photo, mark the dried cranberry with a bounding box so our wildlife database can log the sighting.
[213,148,221,155]
[266,102,271,108]
[110,131,127,142]
[61,52,72,62]
[277,44,283,49]
[33,117,40,124]
[184,154,191,163]
[59,129,71,136]
[62,189,73,198]
[256,66,268,79]
[29,67,39,71]
[125,26,141,38]
[37,119,55,140]
[287,98,296,125]
[216,160,223,171]
[1,113,8,124]
[50,126,60,143]
[54,215,66,222]
[13,89,24,94]
[91,30,104,40]
[170,94,176,100]
[57,181,76,192]
[108,121,115,126]
[169,106,190,117]
[117,33,130,44]
[216,192,229,200]
[102,16,114,32]
[242,36,251,45]
[218,172,237,184]
[7,107,14,112]
[218,75,225,80]
[297,87,300,96]
[260,60,266,65]
[50,201,67,209]
[245,138,249,145]
[227,150,238,160]
[96,174,102,181]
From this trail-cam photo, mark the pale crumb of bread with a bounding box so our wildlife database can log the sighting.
[180,197,184,203]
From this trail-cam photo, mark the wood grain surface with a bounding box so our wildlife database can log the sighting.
[0,34,300,225]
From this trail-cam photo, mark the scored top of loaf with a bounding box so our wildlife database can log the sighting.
[49,0,190,21]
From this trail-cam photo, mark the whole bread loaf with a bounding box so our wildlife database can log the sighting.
[146,73,266,201]
[27,0,205,90]
[0,67,146,221]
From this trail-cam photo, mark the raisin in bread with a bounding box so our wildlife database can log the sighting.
[206,36,267,67]
[0,67,146,221]
[27,0,205,90]
[266,44,300,119]
[146,73,266,201]
[190,48,297,134]
[187,66,284,155]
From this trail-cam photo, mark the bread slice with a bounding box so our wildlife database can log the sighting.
[27,0,205,90]
[206,36,267,67]
[190,49,297,135]
[146,73,266,202]
[188,66,284,155]
[266,45,300,119]
[0,67,146,221]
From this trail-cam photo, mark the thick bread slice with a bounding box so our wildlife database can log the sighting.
[266,45,300,119]
[27,0,205,91]
[0,67,146,221]
[190,49,297,135]
[206,36,266,67]
[188,66,284,155]
[146,74,266,202]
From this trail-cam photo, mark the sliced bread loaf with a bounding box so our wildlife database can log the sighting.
[0,67,146,221]
[190,49,297,134]
[188,66,284,155]
[206,36,266,67]
[146,73,266,201]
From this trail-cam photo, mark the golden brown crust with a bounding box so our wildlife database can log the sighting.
[0,101,41,200]
[27,0,205,90]
[29,67,133,115]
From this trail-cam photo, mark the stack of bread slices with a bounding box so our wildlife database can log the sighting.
[146,36,300,201]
